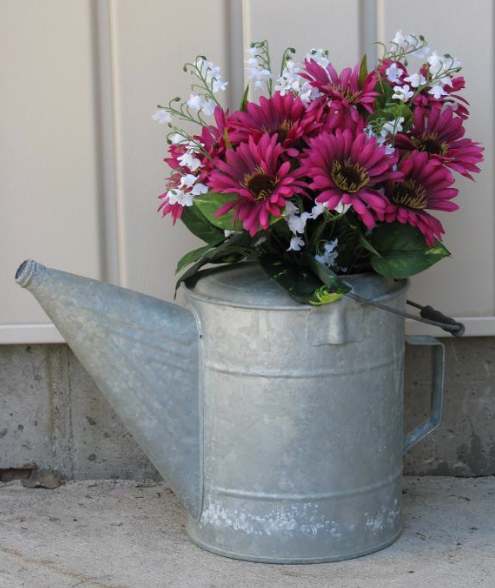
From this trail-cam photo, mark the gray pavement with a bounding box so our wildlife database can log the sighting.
[0,476,494,588]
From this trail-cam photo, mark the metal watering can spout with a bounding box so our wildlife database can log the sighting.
[15,260,203,519]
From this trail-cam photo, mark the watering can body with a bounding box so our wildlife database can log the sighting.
[16,260,444,563]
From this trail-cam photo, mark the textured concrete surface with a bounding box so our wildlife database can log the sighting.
[0,477,494,587]
[1,338,494,480]
[0,345,158,481]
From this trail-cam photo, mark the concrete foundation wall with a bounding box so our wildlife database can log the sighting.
[1,339,494,480]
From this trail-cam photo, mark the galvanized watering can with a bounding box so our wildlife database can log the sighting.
[16,259,448,563]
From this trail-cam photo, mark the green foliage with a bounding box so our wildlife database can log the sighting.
[368,103,413,132]
[259,254,350,306]
[175,244,214,275]
[239,84,250,111]
[193,193,244,231]
[358,54,368,88]
[180,205,224,245]
[175,232,255,293]
[370,222,450,279]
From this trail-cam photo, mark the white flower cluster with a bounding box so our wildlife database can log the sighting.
[274,48,328,105]
[166,174,208,208]
[387,31,462,104]
[246,47,272,91]
[390,30,429,59]
[365,116,404,155]
[427,51,461,99]
[151,109,172,124]
[169,134,204,172]
[286,201,326,251]
[187,58,228,117]
[315,239,339,269]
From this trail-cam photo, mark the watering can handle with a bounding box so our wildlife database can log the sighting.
[403,336,445,454]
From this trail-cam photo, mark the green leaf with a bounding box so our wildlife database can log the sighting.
[175,244,214,274]
[194,193,243,231]
[259,255,324,304]
[180,205,224,245]
[175,232,254,293]
[259,255,349,306]
[358,54,368,88]
[306,256,351,301]
[239,83,250,111]
[370,222,450,279]
[368,103,413,131]
[359,234,382,258]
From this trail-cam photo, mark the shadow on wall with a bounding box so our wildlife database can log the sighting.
[0,339,494,480]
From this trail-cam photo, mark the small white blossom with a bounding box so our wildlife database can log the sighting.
[315,239,339,269]
[201,99,217,116]
[246,50,272,91]
[152,109,171,124]
[404,72,426,88]
[385,62,403,84]
[191,182,208,196]
[196,58,228,94]
[167,189,194,207]
[310,202,326,219]
[428,83,449,99]
[306,48,329,68]
[178,151,202,172]
[170,133,186,144]
[390,31,429,59]
[187,94,205,111]
[392,84,414,102]
[287,236,305,252]
[392,30,407,48]
[381,116,405,138]
[334,202,351,214]
[275,60,320,105]
[179,174,197,189]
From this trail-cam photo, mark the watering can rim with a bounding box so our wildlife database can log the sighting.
[182,261,408,311]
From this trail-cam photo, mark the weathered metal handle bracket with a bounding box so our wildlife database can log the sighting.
[403,336,445,454]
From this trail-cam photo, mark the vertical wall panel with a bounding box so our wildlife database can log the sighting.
[0,0,106,342]
[377,0,495,328]
[1,0,494,341]
[243,0,362,73]
[108,0,234,300]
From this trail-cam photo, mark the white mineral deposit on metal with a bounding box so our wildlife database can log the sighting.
[15,259,445,564]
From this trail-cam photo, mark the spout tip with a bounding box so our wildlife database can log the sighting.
[15,259,43,289]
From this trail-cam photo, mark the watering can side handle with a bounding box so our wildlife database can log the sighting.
[403,336,445,454]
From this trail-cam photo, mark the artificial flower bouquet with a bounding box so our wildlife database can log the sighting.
[153,32,483,304]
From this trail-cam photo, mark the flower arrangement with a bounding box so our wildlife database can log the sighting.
[153,32,483,304]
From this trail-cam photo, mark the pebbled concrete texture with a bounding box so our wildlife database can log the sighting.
[0,476,494,588]
[0,337,494,480]
[0,345,158,481]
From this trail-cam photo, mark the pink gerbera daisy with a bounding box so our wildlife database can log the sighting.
[395,107,484,180]
[301,59,379,131]
[208,134,303,236]
[230,92,315,157]
[299,128,402,228]
[380,151,459,246]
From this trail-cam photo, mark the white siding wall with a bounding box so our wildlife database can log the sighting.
[1,0,493,342]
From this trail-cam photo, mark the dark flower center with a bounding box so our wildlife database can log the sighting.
[333,86,362,103]
[412,132,448,156]
[243,166,279,200]
[277,119,294,143]
[331,159,369,193]
[391,180,427,209]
